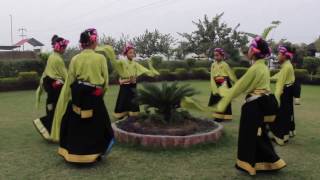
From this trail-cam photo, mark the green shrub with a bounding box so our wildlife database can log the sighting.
[303,56,320,75]
[159,69,171,75]
[233,67,248,78]
[238,59,250,67]
[0,77,20,84]
[295,69,308,81]
[151,55,163,68]
[191,68,209,80]
[18,71,39,81]
[194,60,211,69]
[305,75,320,84]
[159,61,188,71]
[0,59,44,78]
[0,71,39,91]
[136,82,198,123]
[38,52,50,62]
[158,69,177,81]
[175,68,189,80]
[186,58,196,69]
[175,68,188,75]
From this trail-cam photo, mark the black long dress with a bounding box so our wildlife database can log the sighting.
[236,93,286,175]
[269,85,294,145]
[33,77,63,140]
[58,81,114,163]
[208,77,232,122]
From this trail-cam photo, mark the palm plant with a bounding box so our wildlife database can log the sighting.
[135,82,198,123]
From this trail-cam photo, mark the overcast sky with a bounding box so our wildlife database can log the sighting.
[1,0,319,50]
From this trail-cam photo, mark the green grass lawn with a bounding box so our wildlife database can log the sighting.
[1,81,320,180]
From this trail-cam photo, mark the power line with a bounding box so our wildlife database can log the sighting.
[31,0,121,33]
[28,0,183,49]
[58,0,175,33]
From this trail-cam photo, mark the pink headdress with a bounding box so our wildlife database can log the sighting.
[249,36,271,58]
[278,45,294,59]
[53,39,69,52]
[214,48,225,56]
[80,28,98,48]
[123,43,135,55]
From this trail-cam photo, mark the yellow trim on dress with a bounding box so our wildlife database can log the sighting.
[58,147,100,163]
[269,131,291,145]
[113,112,129,119]
[236,159,256,175]
[264,115,276,122]
[129,112,139,117]
[33,118,50,140]
[213,113,232,120]
[255,159,286,171]
[236,159,286,175]
[72,104,93,118]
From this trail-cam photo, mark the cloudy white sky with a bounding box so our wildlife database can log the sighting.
[0,0,319,50]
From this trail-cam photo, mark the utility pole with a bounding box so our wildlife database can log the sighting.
[18,27,27,51]
[10,15,13,45]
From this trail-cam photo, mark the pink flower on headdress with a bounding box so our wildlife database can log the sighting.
[88,28,98,43]
[53,38,69,51]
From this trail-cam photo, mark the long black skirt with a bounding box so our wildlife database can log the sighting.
[293,80,301,105]
[33,76,62,140]
[208,78,232,121]
[114,83,139,119]
[236,94,286,176]
[269,85,295,145]
[58,82,114,164]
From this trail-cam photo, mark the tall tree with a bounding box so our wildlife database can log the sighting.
[99,33,130,55]
[314,36,320,52]
[178,13,248,61]
[133,29,175,58]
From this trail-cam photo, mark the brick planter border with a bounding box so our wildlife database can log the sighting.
[112,120,223,148]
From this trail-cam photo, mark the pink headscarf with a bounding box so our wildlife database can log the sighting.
[249,36,271,58]
[278,46,294,59]
[214,48,225,56]
[123,43,135,55]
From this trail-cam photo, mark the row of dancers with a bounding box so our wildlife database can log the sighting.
[33,28,300,176]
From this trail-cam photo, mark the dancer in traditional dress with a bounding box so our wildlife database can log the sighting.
[52,28,114,163]
[33,35,69,141]
[208,48,237,122]
[269,44,296,145]
[97,44,159,119]
[214,37,286,175]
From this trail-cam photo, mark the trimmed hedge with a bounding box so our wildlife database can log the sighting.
[0,59,45,78]
[0,71,39,91]
[175,68,190,80]
[295,69,308,81]
[233,67,248,78]
[307,75,320,84]
[0,68,318,92]
[191,68,210,80]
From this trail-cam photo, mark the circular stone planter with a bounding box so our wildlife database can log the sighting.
[112,120,223,148]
